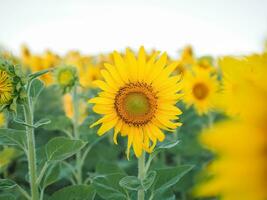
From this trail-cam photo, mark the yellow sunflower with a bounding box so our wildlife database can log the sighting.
[196,121,267,200]
[63,93,88,124]
[89,47,183,158]
[79,65,102,88]
[0,70,14,105]
[182,67,219,115]
[196,52,267,200]
[218,54,267,120]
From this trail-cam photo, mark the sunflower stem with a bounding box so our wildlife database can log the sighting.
[72,85,82,184]
[138,152,146,200]
[23,99,39,200]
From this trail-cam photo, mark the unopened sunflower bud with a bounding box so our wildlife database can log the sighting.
[55,65,78,93]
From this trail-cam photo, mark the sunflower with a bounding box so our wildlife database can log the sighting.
[89,47,182,158]
[182,67,219,115]
[195,52,267,200]
[0,59,26,112]
[218,54,267,120]
[79,65,101,88]
[0,70,14,105]
[55,66,78,93]
[63,93,88,124]
[195,120,267,200]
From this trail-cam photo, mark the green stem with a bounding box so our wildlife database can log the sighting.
[24,100,39,200]
[138,152,146,200]
[72,85,82,184]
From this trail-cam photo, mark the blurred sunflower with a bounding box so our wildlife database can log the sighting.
[63,94,88,124]
[0,112,6,127]
[196,53,267,200]
[20,46,59,85]
[218,54,267,120]
[0,147,18,170]
[55,66,78,93]
[79,65,101,88]
[89,47,182,158]
[175,45,196,75]
[182,67,219,115]
[196,121,267,200]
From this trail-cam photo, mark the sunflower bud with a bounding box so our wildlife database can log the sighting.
[55,66,78,93]
[0,59,27,112]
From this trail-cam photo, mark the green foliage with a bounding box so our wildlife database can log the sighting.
[49,185,96,200]
[45,137,86,162]
[0,129,27,150]
[0,179,17,190]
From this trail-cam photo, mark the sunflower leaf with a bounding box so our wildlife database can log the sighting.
[45,137,86,162]
[49,185,96,200]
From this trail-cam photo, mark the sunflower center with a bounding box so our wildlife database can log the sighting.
[192,82,209,100]
[115,82,157,126]
[58,70,74,86]
[0,70,14,105]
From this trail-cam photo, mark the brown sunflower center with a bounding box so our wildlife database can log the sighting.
[192,82,209,100]
[114,82,158,126]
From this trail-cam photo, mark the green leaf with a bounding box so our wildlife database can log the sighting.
[93,162,127,200]
[142,170,157,191]
[49,185,95,200]
[0,194,16,200]
[119,176,141,191]
[45,137,86,162]
[34,118,51,128]
[157,140,180,149]
[0,129,27,150]
[43,115,72,134]
[29,78,45,101]
[152,165,194,195]
[29,69,50,81]
[0,179,17,190]
[42,163,61,189]
[93,174,127,200]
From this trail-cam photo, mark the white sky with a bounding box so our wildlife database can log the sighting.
[0,0,267,57]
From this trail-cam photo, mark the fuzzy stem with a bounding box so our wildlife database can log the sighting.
[138,152,146,200]
[24,100,39,200]
[72,85,82,184]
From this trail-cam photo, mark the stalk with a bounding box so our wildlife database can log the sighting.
[72,85,82,184]
[23,99,39,200]
[137,152,146,200]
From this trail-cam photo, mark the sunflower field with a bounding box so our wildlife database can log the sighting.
[0,43,266,200]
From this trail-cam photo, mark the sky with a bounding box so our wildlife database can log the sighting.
[0,0,267,57]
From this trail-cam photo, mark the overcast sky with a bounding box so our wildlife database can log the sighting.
[0,0,267,57]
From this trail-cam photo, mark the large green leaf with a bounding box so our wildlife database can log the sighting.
[0,129,27,150]
[45,137,86,162]
[93,162,127,200]
[152,165,194,195]
[49,185,95,200]
[0,194,16,200]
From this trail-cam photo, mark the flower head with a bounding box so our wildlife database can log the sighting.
[89,47,182,158]
[182,67,219,115]
[0,59,26,112]
[195,52,267,200]
[55,66,78,93]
